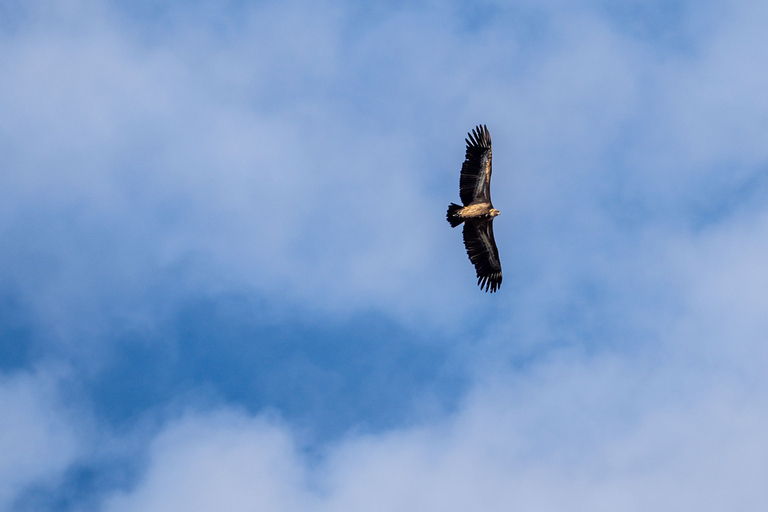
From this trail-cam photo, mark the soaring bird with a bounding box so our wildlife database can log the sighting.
[446,125,502,293]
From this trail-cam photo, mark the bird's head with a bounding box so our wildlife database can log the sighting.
[490,208,500,217]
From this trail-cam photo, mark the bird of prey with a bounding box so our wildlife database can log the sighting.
[446,125,502,293]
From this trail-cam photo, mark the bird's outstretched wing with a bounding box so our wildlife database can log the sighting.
[459,125,492,206]
[462,218,502,292]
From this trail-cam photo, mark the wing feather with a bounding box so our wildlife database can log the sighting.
[459,125,493,206]
[462,218,502,292]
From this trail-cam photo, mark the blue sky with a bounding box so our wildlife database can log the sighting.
[3,0,768,510]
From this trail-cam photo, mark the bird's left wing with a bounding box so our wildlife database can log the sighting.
[459,125,493,206]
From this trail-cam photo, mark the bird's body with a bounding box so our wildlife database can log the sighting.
[448,202,499,221]
[446,125,502,293]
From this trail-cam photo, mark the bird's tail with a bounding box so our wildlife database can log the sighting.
[446,203,464,228]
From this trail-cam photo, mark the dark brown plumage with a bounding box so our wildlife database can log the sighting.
[446,125,502,293]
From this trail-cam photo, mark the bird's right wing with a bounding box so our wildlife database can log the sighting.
[462,218,502,292]
[459,125,493,206]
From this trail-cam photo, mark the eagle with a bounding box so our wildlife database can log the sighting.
[446,125,502,293]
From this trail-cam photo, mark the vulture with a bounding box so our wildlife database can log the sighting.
[446,125,502,293]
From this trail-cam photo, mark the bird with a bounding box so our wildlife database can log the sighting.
[446,125,502,293]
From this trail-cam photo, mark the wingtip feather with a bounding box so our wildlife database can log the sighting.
[466,124,491,150]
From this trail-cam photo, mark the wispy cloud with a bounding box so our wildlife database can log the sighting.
[0,368,84,510]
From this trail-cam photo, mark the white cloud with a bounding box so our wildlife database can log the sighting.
[103,410,312,512]
[5,0,768,335]
[100,344,768,512]
[0,367,83,509]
